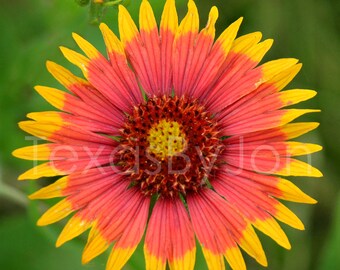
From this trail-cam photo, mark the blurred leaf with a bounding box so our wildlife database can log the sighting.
[318,193,340,270]
[89,1,104,24]
[75,0,90,7]
[0,214,103,270]
[0,182,28,207]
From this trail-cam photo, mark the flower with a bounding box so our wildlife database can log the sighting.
[13,0,322,269]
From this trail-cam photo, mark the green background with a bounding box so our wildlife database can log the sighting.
[0,0,339,269]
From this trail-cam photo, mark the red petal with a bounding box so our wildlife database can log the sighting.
[144,197,196,270]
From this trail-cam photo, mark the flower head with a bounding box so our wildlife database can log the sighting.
[13,0,322,269]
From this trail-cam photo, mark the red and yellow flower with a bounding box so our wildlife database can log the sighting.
[13,0,322,269]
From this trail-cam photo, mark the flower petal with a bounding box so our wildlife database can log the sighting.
[81,188,149,264]
[225,122,320,144]
[137,0,162,94]
[202,35,269,111]
[18,162,65,180]
[29,176,68,199]
[222,150,322,177]
[218,88,317,129]
[34,85,121,128]
[18,120,115,146]
[37,198,73,226]
[213,174,291,249]
[82,226,110,264]
[188,189,267,269]
[144,198,196,270]
[60,45,138,112]
[276,178,317,203]
[106,194,150,270]
[27,111,117,133]
[179,6,219,97]
[73,29,142,105]
[160,0,178,94]
[172,0,199,97]
[214,168,306,230]
[56,213,93,247]
[221,109,319,136]
[220,164,317,204]
[118,1,166,96]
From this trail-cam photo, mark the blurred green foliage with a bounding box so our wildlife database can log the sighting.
[0,0,339,269]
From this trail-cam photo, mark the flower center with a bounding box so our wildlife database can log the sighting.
[118,96,223,198]
[148,120,187,159]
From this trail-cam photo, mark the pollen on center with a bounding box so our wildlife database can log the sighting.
[148,119,187,159]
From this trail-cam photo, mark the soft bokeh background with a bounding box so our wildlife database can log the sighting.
[0,0,339,269]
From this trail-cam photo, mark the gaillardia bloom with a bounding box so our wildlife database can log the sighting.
[13,0,322,269]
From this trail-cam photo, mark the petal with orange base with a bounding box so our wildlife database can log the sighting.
[65,177,128,216]
[99,23,142,102]
[19,120,116,146]
[160,0,178,94]
[172,0,199,97]
[213,175,291,249]
[62,166,122,192]
[202,36,270,112]
[16,147,116,180]
[221,148,322,177]
[215,167,307,231]
[45,61,125,125]
[221,108,319,136]
[144,198,196,270]
[188,189,267,269]
[218,87,317,128]
[178,6,219,97]
[205,42,301,115]
[225,122,319,145]
[15,142,116,180]
[35,85,121,129]
[138,0,162,94]
[119,3,162,96]
[217,62,303,119]
[19,120,61,141]
[72,33,142,106]
[106,194,150,270]
[193,17,243,100]
[27,111,117,133]
[225,140,321,157]
[118,0,170,96]
[59,46,137,112]
[44,175,132,263]
[220,164,317,204]
[81,188,149,265]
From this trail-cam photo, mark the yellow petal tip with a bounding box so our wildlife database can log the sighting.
[17,173,28,181]
[45,60,54,68]
[12,149,21,158]
[99,22,107,30]
[37,199,73,226]
[71,32,79,39]
[55,240,63,248]
[82,228,110,264]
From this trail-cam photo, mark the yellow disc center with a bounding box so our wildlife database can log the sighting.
[148,120,187,159]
